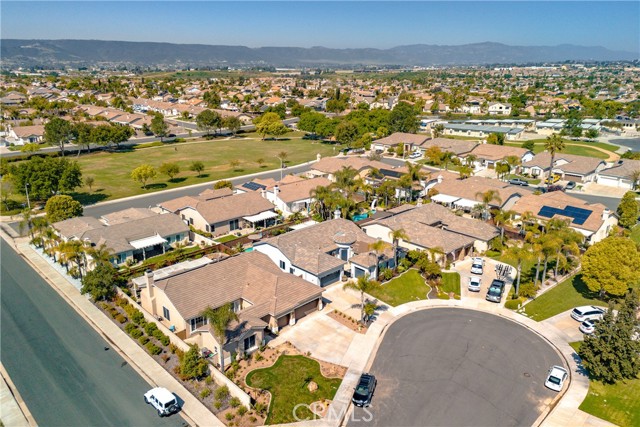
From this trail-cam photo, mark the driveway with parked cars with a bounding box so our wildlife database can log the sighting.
[348,308,565,427]
[454,257,515,303]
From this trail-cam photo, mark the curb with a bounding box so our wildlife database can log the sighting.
[0,362,37,427]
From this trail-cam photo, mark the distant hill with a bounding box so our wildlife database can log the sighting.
[1,39,637,68]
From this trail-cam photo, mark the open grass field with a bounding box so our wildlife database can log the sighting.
[245,355,342,424]
[73,132,337,201]
[569,342,640,427]
[368,269,430,306]
[522,274,606,321]
[506,139,620,160]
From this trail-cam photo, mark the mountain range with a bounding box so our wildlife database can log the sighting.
[1,39,637,68]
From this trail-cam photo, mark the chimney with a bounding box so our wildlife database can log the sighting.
[437,175,443,184]
[273,185,279,197]
[602,208,610,221]
[317,153,322,162]
[145,269,155,300]
[334,208,342,220]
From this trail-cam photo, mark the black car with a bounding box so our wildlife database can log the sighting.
[352,373,377,407]
[508,178,529,186]
[486,279,505,303]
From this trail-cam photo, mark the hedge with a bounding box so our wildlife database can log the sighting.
[130,329,143,339]
[146,342,162,355]
[139,336,150,345]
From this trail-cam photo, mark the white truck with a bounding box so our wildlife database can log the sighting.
[144,387,179,417]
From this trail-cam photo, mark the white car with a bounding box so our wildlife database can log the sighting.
[468,276,482,292]
[571,306,606,322]
[144,387,179,417]
[545,365,568,392]
[470,257,484,275]
[579,319,597,335]
[409,151,422,159]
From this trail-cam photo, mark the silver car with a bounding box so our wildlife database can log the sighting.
[468,276,482,292]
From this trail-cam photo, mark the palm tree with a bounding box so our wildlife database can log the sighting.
[544,134,565,189]
[389,228,409,268]
[19,208,35,240]
[504,243,533,297]
[475,190,502,221]
[310,185,334,220]
[61,240,86,279]
[333,166,358,193]
[201,304,238,372]
[343,274,380,323]
[492,209,514,241]
[42,226,60,261]
[87,243,115,268]
[399,162,427,202]
[369,240,390,279]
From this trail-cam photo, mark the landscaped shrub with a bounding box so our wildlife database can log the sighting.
[518,282,538,299]
[380,268,393,281]
[130,329,143,339]
[215,385,230,401]
[146,342,162,355]
[125,323,137,334]
[237,405,248,416]
[178,345,208,380]
[213,400,223,410]
[396,265,406,274]
[505,299,522,310]
[100,302,110,310]
[200,388,211,399]
[169,343,178,354]
[254,352,264,362]
[115,314,127,323]
[145,322,158,335]
[254,402,267,414]
[229,397,241,408]
[109,308,119,318]
[139,336,149,345]
[205,376,213,385]
[117,298,129,309]
[153,329,170,346]
[225,412,235,421]
[161,354,171,363]
[131,310,145,325]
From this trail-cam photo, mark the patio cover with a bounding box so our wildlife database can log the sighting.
[129,234,167,249]
[243,210,278,223]
[454,198,481,209]
[431,194,460,204]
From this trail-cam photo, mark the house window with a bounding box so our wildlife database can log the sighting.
[244,334,256,350]
[162,306,171,321]
[205,224,210,232]
[230,219,239,231]
[189,316,207,332]
[289,267,295,274]
[279,260,286,270]
[189,218,193,225]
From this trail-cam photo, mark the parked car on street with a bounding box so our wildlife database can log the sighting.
[144,387,179,417]
[352,373,377,407]
[545,365,569,392]
[565,181,576,190]
[571,306,606,322]
[470,257,485,275]
[545,174,561,184]
[409,151,422,159]
[485,279,505,303]
[579,319,598,335]
[508,178,529,186]
[468,276,482,292]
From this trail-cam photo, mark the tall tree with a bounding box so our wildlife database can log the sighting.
[504,243,533,297]
[582,237,640,297]
[196,109,222,136]
[254,112,281,140]
[131,164,157,189]
[81,262,122,300]
[201,304,239,372]
[475,189,502,220]
[389,102,419,133]
[389,228,409,268]
[334,121,359,147]
[343,274,380,323]
[223,116,242,137]
[45,195,83,223]
[544,134,565,189]
[150,114,169,142]
[44,117,75,156]
[617,191,639,229]
[159,162,180,181]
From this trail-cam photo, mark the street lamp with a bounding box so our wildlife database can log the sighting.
[277,156,284,181]
[25,183,31,209]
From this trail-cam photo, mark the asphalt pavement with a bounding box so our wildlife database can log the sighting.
[0,239,187,427]
[349,308,564,427]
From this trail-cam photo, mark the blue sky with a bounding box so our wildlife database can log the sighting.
[2,1,639,52]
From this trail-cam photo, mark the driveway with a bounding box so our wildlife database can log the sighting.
[454,256,515,305]
[349,308,565,427]
[541,310,586,343]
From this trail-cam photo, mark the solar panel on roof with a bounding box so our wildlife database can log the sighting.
[242,181,266,191]
[537,205,593,225]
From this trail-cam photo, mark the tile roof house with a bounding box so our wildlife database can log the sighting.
[429,175,531,212]
[415,137,479,157]
[254,218,393,286]
[305,156,389,182]
[510,191,617,245]
[463,144,534,169]
[262,176,332,218]
[158,189,276,237]
[371,132,430,153]
[521,152,607,183]
[595,159,640,189]
[7,125,45,145]
[52,210,189,267]
[139,251,323,367]
[361,203,499,264]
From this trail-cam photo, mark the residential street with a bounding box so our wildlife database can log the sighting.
[0,239,187,427]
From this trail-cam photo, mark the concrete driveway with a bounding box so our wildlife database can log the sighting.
[541,310,586,343]
[454,256,515,305]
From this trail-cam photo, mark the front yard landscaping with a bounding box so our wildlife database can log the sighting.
[367,269,431,306]
[438,272,461,299]
[245,354,343,424]
[522,274,606,321]
[569,342,640,427]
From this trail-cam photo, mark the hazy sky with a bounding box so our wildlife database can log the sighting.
[2,1,639,52]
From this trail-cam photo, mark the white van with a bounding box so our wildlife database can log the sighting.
[144,387,179,417]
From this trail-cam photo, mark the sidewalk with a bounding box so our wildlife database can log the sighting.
[13,239,223,427]
[0,363,35,427]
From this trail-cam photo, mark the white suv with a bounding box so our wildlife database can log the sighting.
[144,387,179,417]
[571,306,606,322]
[470,257,484,275]
[468,276,482,292]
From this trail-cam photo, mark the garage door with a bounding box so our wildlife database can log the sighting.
[277,314,289,328]
[354,267,367,278]
[320,270,341,287]
[294,300,318,320]
[597,175,628,188]
[564,174,583,182]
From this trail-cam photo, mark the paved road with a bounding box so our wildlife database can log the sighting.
[0,239,187,427]
[567,193,622,212]
[349,308,564,427]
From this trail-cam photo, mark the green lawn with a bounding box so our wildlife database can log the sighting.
[506,139,618,160]
[569,342,640,427]
[630,225,640,245]
[367,269,430,306]
[439,272,461,299]
[245,355,342,424]
[70,131,337,202]
[522,274,606,321]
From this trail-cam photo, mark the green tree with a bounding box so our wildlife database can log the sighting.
[389,228,409,268]
[159,162,180,181]
[486,133,505,145]
[44,117,75,156]
[475,189,502,220]
[214,180,233,190]
[544,134,565,189]
[582,237,640,297]
[201,304,238,372]
[579,292,640,384]
[196,109,222,136]
[343,274,380,323]
[190,161,205,177]
[223,116,242,137]
[45,195,83,223]
[389,102,419,134]
[81,262,121,301]
[504,243,533,297]
[179,345,209,380]
[74,122,94,155]
[254,112,281,140]
[150,114,169,141]
[617,191,639,229]
[298,111,326,136]
[334,121,359,147]
[87,243,114,268]
[585,129,599,140]
[10,157,82,200]
[431,124,444,138]
[131,164,157,189]
[522,140,535,151]
[268,121,289,140]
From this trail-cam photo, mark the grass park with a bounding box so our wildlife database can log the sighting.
[505,138,621,160]
[69,131,337,202]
